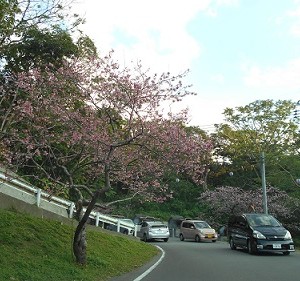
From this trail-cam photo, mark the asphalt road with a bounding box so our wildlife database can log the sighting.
[111,237,300,281]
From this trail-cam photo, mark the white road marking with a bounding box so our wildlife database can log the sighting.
[133,245,165,281]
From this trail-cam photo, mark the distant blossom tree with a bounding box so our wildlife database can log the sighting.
[199,186,300,232]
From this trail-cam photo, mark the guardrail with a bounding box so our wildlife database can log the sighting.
[0,169,137,236]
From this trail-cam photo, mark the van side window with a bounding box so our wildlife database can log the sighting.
[185,222,192,228]
[182,222,190,228]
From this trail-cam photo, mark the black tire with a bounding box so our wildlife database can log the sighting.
[212,240,217,243]
[247,239,256,255]
[283,251,290,256]
[179,233,184,241]
[164,238,169,242]
[123,229,129,235]
[229,237,236,250]
[195,235,201,243]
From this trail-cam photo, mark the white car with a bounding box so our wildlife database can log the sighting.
[137,221,170,242]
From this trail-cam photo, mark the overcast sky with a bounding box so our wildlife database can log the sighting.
[72,0,300,130]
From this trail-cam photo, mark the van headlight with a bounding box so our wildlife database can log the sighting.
[284,231,292,240]
[253,230,266,239]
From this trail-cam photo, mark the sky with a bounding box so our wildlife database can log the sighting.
[71,0,300,131]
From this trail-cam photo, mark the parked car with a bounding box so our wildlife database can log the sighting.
[137,221,170,242]
[106,218,135,235]
[179,220,218,242]
[227,213,295,255]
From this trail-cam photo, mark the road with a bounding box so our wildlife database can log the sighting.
[111,237,300,281]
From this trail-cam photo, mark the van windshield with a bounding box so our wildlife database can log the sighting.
[246,214,281,227]
[194,221,211,228]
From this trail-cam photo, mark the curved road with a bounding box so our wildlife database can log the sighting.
[112,237,300,281]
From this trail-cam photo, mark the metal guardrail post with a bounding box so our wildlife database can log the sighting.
[95,212,100,227]
[134,224,138,237]
[36,188,41,207]
[68,202,75,218]
[117,219,121,232]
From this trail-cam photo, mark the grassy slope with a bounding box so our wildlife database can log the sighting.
[0,209,159,281]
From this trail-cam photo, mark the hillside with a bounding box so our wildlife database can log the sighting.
[0,208,159,281]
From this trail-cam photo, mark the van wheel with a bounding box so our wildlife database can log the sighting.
[247,239,256,254]
[164,238,169,242]
[195,235,201,243]
[283,251,290,255]
[229,237,236,250]
[179,234,184,241]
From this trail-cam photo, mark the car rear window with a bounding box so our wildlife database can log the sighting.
[151,225,167,229]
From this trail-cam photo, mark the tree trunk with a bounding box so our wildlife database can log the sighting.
[73,221,87,265]
[72,190,104,265]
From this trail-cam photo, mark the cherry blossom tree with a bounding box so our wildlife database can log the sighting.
[3,53,213,264]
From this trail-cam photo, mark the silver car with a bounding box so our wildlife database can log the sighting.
[138,221,170,242]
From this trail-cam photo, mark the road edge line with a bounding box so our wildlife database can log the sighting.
[133,245,165,281]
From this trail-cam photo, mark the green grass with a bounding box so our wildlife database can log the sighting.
[0,209,159,281]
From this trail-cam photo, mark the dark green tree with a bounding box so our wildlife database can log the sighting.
[2,26,79,72]
[210,99,300,192]
[0,0,82,53]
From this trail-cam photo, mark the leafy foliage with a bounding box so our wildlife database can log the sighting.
[0,0,82,53]
[211,99,300,190]
[2,26,79,72]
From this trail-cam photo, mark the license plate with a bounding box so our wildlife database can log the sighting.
[207,234,213,238]
[273,244,281,249]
